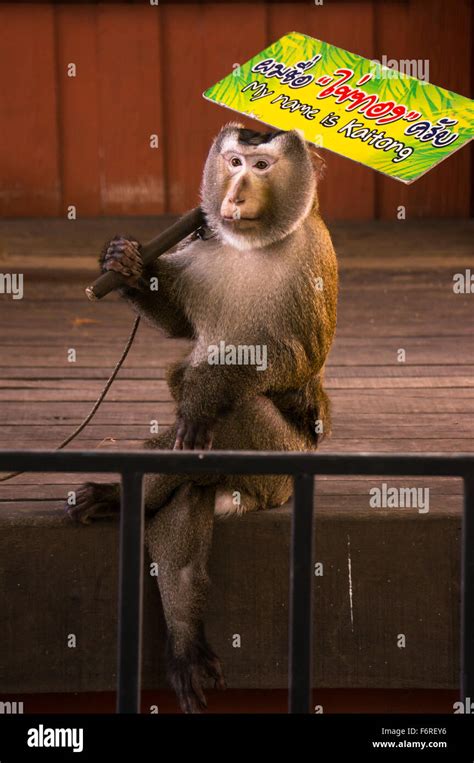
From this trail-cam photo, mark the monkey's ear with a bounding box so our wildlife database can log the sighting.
[213,121,245,148]
[220,121,245,133]
[307,145,326,181]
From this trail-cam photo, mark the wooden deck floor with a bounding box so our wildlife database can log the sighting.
[0,218,472,513]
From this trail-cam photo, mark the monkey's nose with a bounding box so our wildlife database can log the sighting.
[221,195,246,219]
[227,193,245,206]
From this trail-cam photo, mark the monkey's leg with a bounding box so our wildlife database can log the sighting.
[67,426,188,524]
[149,395,310,714]
[145,482,224,714]
[68,391,310,524]
[210,394,312,516]
[144,395,304,521]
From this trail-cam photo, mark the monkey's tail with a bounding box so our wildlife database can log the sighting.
[0,316,141,483]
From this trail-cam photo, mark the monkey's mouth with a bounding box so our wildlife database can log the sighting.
[221,216,260,223]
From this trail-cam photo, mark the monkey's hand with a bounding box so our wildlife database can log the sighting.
[174,414,214,451]
[100,235,145,289]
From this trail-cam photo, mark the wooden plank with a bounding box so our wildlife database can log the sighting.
[320,439,474,453]
[161,1,267,214]
[268,1,376,221]
[0,219,472,281]
[2,283,470,313]
[0,476,463,501]
[328,377,474,390]
[0,323,471,341]
[2,385,474,404]
[0,368,169,380]
[330,341,474,365]
[0,417,471,441]
[0,345,470,367]
[1,318,471,340]
[0,364,472,380]
[0,4,60,216]
[0,406,469,427]
[0,421,471,442]
[0,321,470,342]
[96,4,165,214]
[0,472,463,498]
[0,432,471,451]
[0,386,168,402]
[375,0,472,219]
[0,438,144,449]
[0,402,174,425]
[331,396,474,414]
[0,376,473,392]
[0,418,469,436]
[3,435,470,451]
[0,393,472,414]
[328,366,474,379]
[3,285,469,314]
[0,494,462,517]
[55,4,101,216]
[331,388,474,399]
[0,288,472,335]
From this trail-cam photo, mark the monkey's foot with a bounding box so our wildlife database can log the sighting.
[168,638,226,714]
[174,414,214,450]
[66,482,119,525]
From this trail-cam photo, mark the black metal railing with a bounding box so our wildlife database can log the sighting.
[1,450,472,713]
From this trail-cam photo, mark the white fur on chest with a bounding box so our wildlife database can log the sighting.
[173,241,292,340]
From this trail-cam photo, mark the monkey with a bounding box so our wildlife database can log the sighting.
[67,124,338,713]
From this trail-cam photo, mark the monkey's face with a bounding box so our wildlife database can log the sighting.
[201,124,317,250]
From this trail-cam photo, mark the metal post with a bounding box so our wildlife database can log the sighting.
[117,471,145,713]
[289,473,315,713]
[461,476,474,701]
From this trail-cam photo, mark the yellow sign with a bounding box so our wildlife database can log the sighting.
[204,32,474,183]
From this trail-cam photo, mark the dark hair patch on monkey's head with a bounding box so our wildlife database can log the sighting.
[237,128,285,146]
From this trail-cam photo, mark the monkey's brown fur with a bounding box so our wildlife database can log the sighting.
[69,124,338,713]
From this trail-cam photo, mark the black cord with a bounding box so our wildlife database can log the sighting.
[0,315,141,483]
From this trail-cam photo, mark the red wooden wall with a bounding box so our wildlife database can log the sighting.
[0,0,471,220]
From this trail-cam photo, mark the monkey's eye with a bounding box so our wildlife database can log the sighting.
[230,157,242,167]
[254,160,269,170]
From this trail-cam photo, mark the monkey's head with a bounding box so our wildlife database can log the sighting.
[201,123,320,250]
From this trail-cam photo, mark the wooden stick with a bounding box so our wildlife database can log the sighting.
[85,207,206,301]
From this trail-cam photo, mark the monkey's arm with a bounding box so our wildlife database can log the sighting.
[99,237,194,339]
[120,258,193,339]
